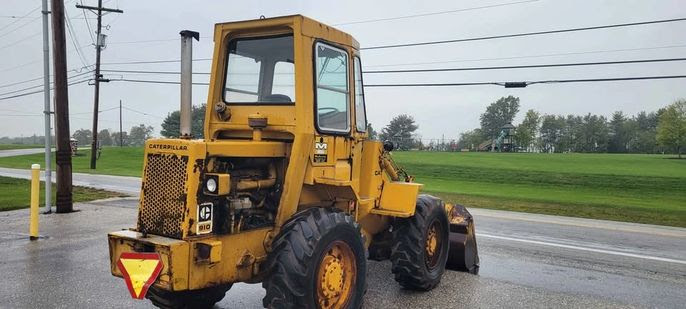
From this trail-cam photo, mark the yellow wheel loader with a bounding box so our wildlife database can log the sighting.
[108,15,479,309]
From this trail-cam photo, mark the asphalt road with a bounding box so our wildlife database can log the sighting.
[0,148,48,158]
[0,167,140,196]
[0,197,684,309]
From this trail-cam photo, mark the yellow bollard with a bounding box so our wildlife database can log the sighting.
[30,163,40,240]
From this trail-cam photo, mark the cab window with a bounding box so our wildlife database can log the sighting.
[315,42,349,133]
[353,57,367,132]
[224,35,294,103]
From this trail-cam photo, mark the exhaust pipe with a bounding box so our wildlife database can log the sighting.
[179,30,199,138]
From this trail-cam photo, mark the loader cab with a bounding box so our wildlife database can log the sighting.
[206,15,367,141]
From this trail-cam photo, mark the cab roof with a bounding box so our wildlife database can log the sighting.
[214,14,359,50]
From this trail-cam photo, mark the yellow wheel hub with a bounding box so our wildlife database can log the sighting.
[317,241,356,309]
[425,220,442,269]
[426,225,438,257]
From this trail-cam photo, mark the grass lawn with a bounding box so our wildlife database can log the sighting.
[0,144,44,150]
[0,146,144,177]
[0,176,123,211]
[1,147,684,227]
[393,151,686,227]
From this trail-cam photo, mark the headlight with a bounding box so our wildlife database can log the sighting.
[206,177,217,193]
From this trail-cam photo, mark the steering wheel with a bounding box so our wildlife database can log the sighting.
[318,107,340,116]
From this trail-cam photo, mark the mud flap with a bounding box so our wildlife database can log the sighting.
[444,204,480,274]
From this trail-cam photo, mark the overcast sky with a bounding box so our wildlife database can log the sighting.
[1,0,685,140]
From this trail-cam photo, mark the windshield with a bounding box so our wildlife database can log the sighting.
[224,35,295,104]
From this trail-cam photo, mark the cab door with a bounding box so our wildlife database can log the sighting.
[350,56,368,190]
[313,42,353,182]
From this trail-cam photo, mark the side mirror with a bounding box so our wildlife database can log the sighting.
[383,140,394,152]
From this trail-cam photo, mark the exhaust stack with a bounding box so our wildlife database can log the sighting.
[179,30,199,138]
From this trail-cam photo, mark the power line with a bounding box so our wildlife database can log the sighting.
[0,16,42,40]
[114,78,209,86]
[362,17,686,50]
[0,78,91,101]
[101,57,686,76]
[0,76,45,89]
[122,106,164,119]
[0,31,42,51]
[333,0,539,26]
[102,69,209,75]
[364,57,686,74]
[0,4,41,35]
[101,58,211,65]
[364,75,686,87]
[110,75,686,89]
[71,106,119,115]
[0,71,92,97]
[95,42,686,70]
[80,0,96,45]
[0,63,92,89]
[364,43,686,68]
[65,11,91,68]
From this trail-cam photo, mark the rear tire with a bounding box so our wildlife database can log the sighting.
[146,284,231,309]
[262,207,366,309]
[391,194,450,290]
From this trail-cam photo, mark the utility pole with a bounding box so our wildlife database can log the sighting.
[41,0,52,214]
[51,0,73,213]
[119,99,123,147]
[76,1,123,169]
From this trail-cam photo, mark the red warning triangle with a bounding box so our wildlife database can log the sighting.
[117,252,163,299]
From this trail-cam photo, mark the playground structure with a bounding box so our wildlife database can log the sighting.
[477,123,516,152]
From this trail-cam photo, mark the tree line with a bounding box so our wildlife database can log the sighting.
[458,96,686,156]
[71,124,155,147]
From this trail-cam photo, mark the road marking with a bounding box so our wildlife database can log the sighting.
[478,233,686,265]
[471,209,686,238]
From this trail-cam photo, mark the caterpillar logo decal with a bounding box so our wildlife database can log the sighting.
[196,203,213,234]
[314,141,328,163]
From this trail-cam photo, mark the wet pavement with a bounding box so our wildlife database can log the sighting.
[0,167,140,195]
[1,198,684,308]
[0,148,47,158]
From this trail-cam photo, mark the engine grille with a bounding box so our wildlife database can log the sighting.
[137,153,189,239]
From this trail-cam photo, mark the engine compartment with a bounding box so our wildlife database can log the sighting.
[200,157,285,234]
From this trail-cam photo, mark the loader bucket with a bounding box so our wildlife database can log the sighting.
[444,204,480,274]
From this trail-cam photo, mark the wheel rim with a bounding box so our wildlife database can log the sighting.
[316,240,356,309]
[425,219,443,269]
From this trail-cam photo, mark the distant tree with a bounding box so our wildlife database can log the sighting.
[657,99,686,158]
[110,131,129,146]
[458,129,485,151]
[72,129,92,146]
[577,114,609,152]
[480,96,520,138]
[98,129,113,146]
[608,111,629,153]
[160,104,206,138]
[539,115,564,152]
[515,109,540,152]
[367,123,378,140]
[129,124,155,146]
[559,115,582,152]
[633,111,659,153]
[379,114,419,150]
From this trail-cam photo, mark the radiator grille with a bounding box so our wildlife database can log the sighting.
[137,153,189,239]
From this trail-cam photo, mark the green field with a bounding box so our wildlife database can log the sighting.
[0,176,122,211]
[0,147,144,177]
[0,144,44,150]
[393,152,686,227]
[1,147,684,226]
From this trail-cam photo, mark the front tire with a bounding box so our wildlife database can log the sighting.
[263,207,366,309]
[146,284,231,309]
[391,194,450,290]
